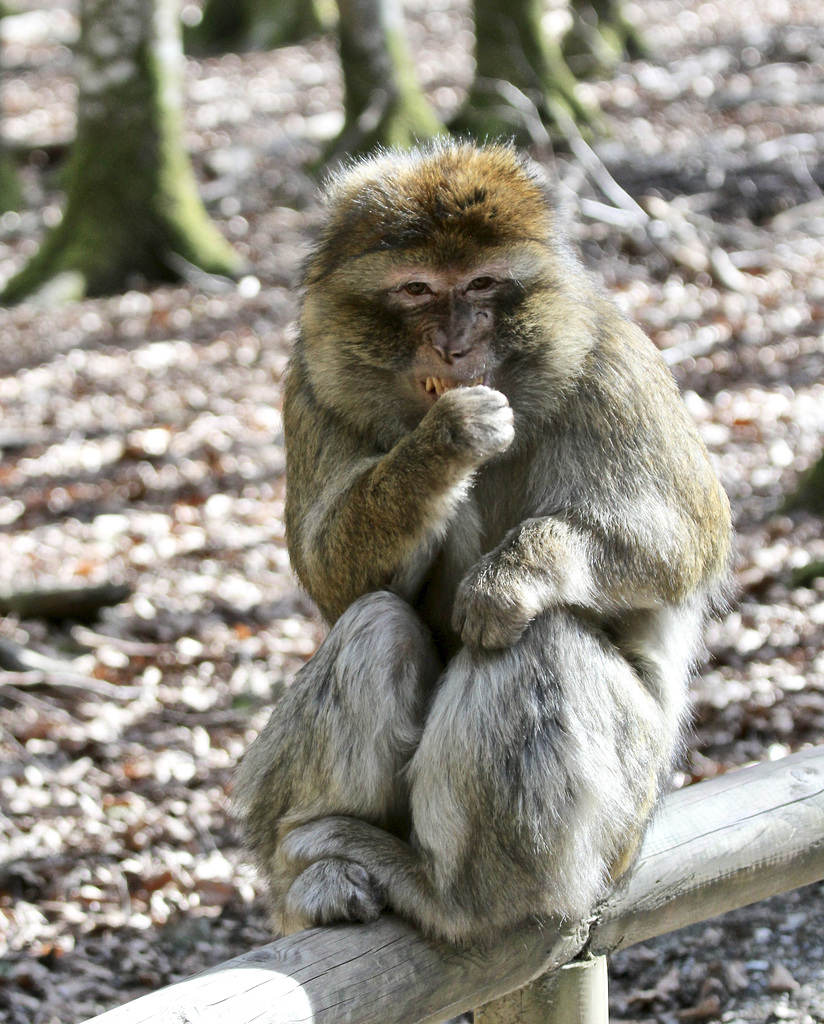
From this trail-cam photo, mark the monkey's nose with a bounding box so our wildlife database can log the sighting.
[431,337,472,363]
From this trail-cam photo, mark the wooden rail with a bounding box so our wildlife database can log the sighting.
[83,746,824,1024]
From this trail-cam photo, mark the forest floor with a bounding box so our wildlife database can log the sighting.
[1,0,824,1022]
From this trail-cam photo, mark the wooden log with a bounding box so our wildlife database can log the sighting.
[546,957,609,1024]
[590,745,824,954]
[81,917,589,1024]
[81,746,824,1024]
[476,956,609,1024]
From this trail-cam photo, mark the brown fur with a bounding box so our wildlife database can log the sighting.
[234,141,732,945]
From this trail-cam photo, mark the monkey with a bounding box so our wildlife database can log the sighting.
[234,141,732,947]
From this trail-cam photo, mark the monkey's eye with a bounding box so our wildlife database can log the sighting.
[401,281,433,297]
[466,276,495,292]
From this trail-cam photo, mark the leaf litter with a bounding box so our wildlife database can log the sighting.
[1,0,824,1021]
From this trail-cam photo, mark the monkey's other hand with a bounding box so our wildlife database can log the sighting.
[426,386,514,464]
[452,563,540,649]
[282,857,385,931]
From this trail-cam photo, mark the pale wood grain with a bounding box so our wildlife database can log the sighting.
[591,745,824,953]
[476,956,609,1024]
[82,746,824,1024]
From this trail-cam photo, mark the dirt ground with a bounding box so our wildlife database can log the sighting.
[0,1,823,1021]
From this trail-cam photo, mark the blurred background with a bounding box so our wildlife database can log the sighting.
[0,1,823,1021]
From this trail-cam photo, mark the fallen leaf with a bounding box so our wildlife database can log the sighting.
[769,964,800,993]
[677,994,722,1021]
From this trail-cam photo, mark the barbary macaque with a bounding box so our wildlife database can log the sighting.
[234,141,732,945]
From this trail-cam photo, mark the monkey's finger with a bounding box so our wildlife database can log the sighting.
[449,385,511,414]
[454,598,531,650]
[462,384,509,402]
[480,618,530,649]
[471,408,516,456]
[456,608,497,649]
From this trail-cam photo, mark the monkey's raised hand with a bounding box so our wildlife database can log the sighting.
[423,385,514,466]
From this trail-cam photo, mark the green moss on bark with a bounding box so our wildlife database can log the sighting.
[3,0,238,304]
[454,0,599,143]
[185,0,330,55]
[328,0,443,159]
[563,0,647,76]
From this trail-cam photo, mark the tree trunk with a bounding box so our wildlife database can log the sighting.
[185,0,328,55]
[564,0,647,76]
[331,0,443,159]
[787,449,824,516]
[454,0,599,143]
[2,0,238,304]
[0,148,21,215]
[0,9,22,214]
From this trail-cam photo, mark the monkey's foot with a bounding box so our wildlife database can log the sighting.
[282,857,386,931]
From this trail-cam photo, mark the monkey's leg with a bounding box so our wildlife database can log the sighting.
[282,606,694,945]
[234,590,441,934]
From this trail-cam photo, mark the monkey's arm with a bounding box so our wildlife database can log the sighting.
[454,351,732,651]
[453,498,729,649]
[286,384,514,622]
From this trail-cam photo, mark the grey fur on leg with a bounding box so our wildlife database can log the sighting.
[281,604,695,946]
[234,590,440,934]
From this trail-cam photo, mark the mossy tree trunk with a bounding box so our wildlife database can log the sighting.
[330,0,443,159]
[785,448,824,585]
[0,144,21,216]
[563,0,647,76]
[0,9,22,214]
[454,0,599,144]
[184,0,329,55]
[2,0,239,304]
[787,450,824,516]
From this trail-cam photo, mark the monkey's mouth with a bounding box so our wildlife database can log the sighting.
[424,376,484,397]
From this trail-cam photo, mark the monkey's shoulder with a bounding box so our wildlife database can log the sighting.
[284,360,363,468]
[535,315,732,572]
[575,316,705,452]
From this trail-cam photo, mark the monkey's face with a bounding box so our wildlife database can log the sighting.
[302,250,533,435]
[380,262,527,406]
[300,143,584,441]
